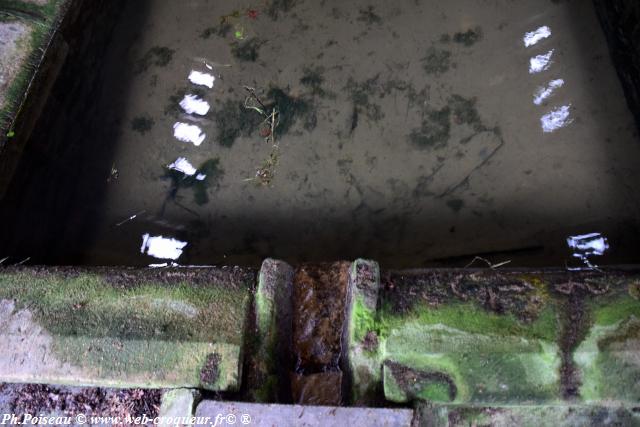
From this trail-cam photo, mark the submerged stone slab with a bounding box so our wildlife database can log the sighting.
[195,401,414,427]
[0,267,253,391]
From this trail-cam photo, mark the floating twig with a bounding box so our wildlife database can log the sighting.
[242,86,281,185]
[464,256,511,270]
[114,210,146,227]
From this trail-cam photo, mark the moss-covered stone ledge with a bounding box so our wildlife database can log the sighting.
[0,266,254,391]
[0,0,68,139]
[346,267,640,407]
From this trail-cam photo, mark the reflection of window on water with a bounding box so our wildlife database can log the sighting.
[180,94,210,115]
[541,105,572,133]
[188,70,215,88]
[173,122,206,145]
[534,79,564,105]
[141,234,188,261]
[168,157,206,181]
[523,26,573,133]
[523,26,551,47]
[529,50,554,74]
[567,233,610,270]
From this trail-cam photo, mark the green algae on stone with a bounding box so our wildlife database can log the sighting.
[421,47,451,75]
[452,27,483,47]
[357,6,382,25]
[264,87,317,135]
[231,38,264,62]
[300,66,334,99]
[200,22,232,39]
[131,115,154,134]
[251,259,294,402]
[573,288,640,404]
[378,271,562,404]
[267,0,298,20]
[382,317,561,403]
[448,94,483,131]
[408,106,451,149]
[0,0,66,137]
[0,268,252,390]
[346,260,383,404]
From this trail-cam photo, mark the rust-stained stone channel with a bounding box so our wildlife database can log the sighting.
[291,262,350,406]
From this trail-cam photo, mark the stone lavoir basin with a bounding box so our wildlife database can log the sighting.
[0,0,639,426]
[0,0,639,269]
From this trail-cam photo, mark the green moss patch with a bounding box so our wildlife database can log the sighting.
[0,270,250,344]
[0,268,251,390]
[574,291,640,404]
[0,0,67,137]
[421,47,451,75]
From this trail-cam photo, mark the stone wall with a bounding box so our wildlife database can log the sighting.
[593,0,640,131]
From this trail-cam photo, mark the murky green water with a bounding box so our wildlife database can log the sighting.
[3,0,640,267]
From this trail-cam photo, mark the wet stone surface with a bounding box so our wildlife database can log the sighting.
[291,262,350,404]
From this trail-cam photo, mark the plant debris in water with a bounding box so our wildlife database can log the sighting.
[408,106,451,148]
[268,0,298,20]
[214,99,263,147]
[357,6,382,25]
[201,22,232,39]
[345,76,385,129]
[165,158,224,205]
[300,66,331,98]
[448,94,483,130]
[130,115,154,134]
[200,353,221,385]
[421,47,451,75]
[453,27,483,46]
[231,38,265,62]
[264,87,315,135]
[135,46,175,74]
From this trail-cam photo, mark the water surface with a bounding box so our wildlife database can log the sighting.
[3,0,640,268]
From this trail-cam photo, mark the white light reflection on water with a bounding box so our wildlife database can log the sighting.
[141,234,187,260]
[534,79,564,105]
[188,70,215,88]
[529,50,554,74]
[173,122,206,146]
[168,157,197,176]
[179,94,210,115]
[567,233,609,270]
[541,105,572,133]
[524,26,552,47]
[167,157,207,180]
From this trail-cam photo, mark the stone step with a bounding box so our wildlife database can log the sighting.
[0,267,253,391]
[413,403,640,427]
[346,265,640,406]
[194,401,414,427]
